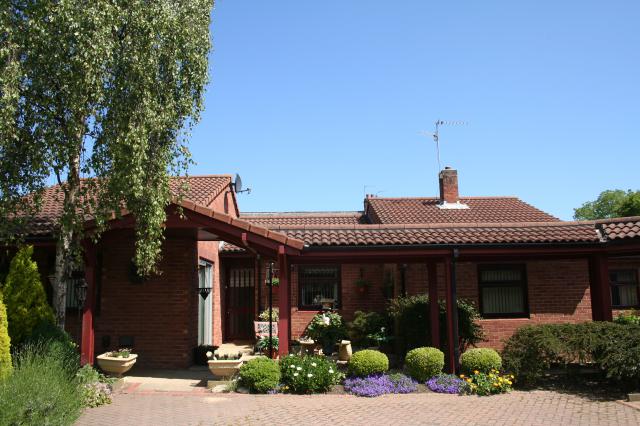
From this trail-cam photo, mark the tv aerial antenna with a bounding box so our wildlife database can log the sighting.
[420,120,467,171]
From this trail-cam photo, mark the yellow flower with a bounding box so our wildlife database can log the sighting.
[493,383,499,387]
[473,370,479,375]
[466,378,472,383]
[459,374,465,378]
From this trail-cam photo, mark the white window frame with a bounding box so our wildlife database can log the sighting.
[198,260,213,346]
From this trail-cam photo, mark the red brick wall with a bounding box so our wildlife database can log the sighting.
[94,229,199,369]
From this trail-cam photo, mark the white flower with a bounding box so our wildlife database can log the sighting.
[322,315,330,325]
[294,372,299,377]
[311,362,317,367]
[289,365,295,369]
[296,366,302,371]
[329,369,334,374]
[307,373,313,378]
[206,351,213,358]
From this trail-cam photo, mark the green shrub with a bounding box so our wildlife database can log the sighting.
[502,322,640,387]
[258,308,279,322]
[2,246,55,345]
[348,349,389,377]
[404,347,444,381]
[0,343,83,425]
[239,357,281,393]
[76,364,114,407]
[614,310,640,325]
[0,290,11,380]
[387,295,484,358]
[305,312,347,348]
[280,354,342,394]
[460,348,502,374]
[26,321,80,376]
[347,311,391,348]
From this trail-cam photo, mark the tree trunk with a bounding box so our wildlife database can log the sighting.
[52,152,81,329]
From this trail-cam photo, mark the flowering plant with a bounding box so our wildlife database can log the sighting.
[460,369,514,396]
[426,374,469,394]
[305,312,347,350]
[279,354,342,394]
[344,373,417,397]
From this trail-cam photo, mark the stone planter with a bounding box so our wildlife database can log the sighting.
[96,353,138,378]
[338,340,352,362]
[208,359,243,379]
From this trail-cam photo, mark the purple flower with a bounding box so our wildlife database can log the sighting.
[426,374,468,394]
[344,374,417,397]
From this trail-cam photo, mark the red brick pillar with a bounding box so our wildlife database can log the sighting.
[81,241,96,365]
[277,246,290,357]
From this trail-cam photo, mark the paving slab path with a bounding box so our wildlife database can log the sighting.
[77,390,640,426]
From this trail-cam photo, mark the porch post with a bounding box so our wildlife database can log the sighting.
[427,262,440,348]
[277,246,290,357]
[589,255,613,321]
[80,242,96,365]
[444,254,460,374]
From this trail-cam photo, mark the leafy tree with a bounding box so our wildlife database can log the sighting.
[0,1,214,328]
[2,246,55,345]
[574,190,640,220]
[0,289,11,380]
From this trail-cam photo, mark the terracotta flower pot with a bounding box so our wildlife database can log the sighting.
[96,353,138,378]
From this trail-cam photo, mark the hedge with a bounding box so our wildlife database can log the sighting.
[0,290,11,380]
[239,357,280,393]
[404,347,444,381]
[348,350,389,377]
[460,348,502,374]
[502,322,640,387]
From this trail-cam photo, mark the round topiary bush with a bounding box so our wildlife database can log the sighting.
[347,349,389,377]
[238,357,281,393]
[404,347,444,381]
[460,348,502,374]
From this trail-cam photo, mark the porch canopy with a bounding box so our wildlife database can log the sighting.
[266,217,640,372]
[79,198,304,364]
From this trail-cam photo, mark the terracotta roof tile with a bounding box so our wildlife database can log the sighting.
[275,222,599,247]
[365,197,559,224]
[240,211,365,226]
[598,217,640,240]
[26,175,232,236]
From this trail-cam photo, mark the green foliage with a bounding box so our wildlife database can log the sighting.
[2,246,55,345]
[238,357,281,393]
[305,312,347,347]
[256,336,279,352]
[614,310,640,325]
[502,322,640,387]
[387,294,484,357]
[347,349,389,377]
[76,364,114,407]
[347,311,391,348]
[461,370,514,396]
[404,347,444,381]
[0,290,11,380]
[26,321,80,376]
[460,348,502,374]
[258,307,279,322]
[0,1,215,328]
[574,189,640,220]
[280,354,342,394]
[0,343,83,425]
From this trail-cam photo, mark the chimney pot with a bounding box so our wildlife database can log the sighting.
[439,167,459,204]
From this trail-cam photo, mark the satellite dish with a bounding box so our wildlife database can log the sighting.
[233,174,242,193]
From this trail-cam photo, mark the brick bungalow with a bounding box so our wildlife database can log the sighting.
[12,169,640,371]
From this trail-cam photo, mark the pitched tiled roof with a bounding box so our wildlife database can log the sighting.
[266,221,599,247]
[598,217,640,241]
[365,197,559,224]
[240,211,365,226]
[25,175,232,236]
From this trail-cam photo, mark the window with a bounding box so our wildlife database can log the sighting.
[298,265,340,310]
[198,260,213,346]
[610,269,639,308]
[478,265,528,318]
[65,278,79,310]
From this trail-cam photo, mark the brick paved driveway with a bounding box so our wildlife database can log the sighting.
[77,390,640,426]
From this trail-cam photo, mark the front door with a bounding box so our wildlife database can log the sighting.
[225,268,255,340]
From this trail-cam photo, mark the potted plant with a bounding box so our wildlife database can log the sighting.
[255,336,279,358]
[255,308,278,339]
[305,311,347,356]
[207,350,244,379]
[355,278,370,295]
[267,277,280,287]
[96,348,138,377]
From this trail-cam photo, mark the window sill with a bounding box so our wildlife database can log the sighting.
[480,314,530,320]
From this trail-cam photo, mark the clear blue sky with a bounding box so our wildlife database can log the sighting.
[189,0,640,220]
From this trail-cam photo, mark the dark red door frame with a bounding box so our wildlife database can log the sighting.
[277,246,291,358]
[80,240,97,366]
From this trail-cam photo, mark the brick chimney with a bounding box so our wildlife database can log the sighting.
[438,167,459,204]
